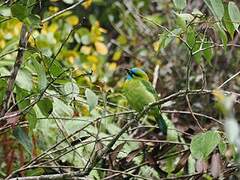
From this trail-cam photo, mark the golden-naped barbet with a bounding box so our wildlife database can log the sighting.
[123,68,168,135]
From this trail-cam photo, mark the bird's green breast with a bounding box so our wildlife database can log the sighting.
[123,79,157,112]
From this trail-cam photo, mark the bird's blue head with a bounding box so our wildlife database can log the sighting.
[126,68,149,81]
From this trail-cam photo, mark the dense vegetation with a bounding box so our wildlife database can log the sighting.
[0,0,240,179]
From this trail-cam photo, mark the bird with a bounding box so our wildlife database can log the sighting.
[122,67,167,135]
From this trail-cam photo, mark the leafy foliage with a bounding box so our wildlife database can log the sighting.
[0,0,240,179]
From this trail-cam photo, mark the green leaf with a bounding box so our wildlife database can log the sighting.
[176,13,194,22]
[218,140,227,155]
[190,131,220,160]
[186,28,196,48]
[26,109,37,132]
[16,87,30,110]
[52,98,73,117]
[45,57,64,77]
[11,3,28,21]
[223,4,235,39]
[85,88,98,112]
[32,59,47,91]
[203,41,214,64]
[26,0,36,13]
[192,38,202,64]
[0,79,7,104]
[13,126,32,154]
[16,69,33,91]
[64,82,80,99]
[218,27,228,50]
[78,28,91,45]
[37,98,53,117]
[210,0,224,20]
[228,2,240,31]
[173,0,186,10]
[159,28,182,50]
[175,13,194,29]
[24,15,41,29]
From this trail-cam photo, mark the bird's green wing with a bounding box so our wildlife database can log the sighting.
[140,79,159,99]
[140,80,167,135]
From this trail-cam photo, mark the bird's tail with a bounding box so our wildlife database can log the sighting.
[155,112,168,136]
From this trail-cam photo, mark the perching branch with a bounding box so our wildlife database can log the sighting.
[0,24,31,120]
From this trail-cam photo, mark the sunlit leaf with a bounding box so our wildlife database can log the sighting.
[32,59,47,91]
[186,27,196,48]
[190,131,220,160]
[228,2,240,31]
[204,0,224,20]
[64,82,80,99]
[66,15,79,26]
[85,88,98,112]
[95,41,108,55]
[173,0,186,10]
[223,4,235,39]
[112,50,122,61]
[52,98,73,117]
[218,140,227,155]
[16,69,33,91]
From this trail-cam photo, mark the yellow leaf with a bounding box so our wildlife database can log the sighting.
[68,56,75,64]
[48,23,58,33]
[82,0,92,9]
[0,40,6,49]
[63,51,79,64]
[112,50,122,61]
[87,55,98,63]
[49,6,59,13]
[153,41,160,52]
[108,63,117,71]
[80,46,91,55]
[117,35,127,45]
[13,22,22,36]
[66,15,79,26]
[28,36,35,47]
[99,27,107,33]
[95,41,108,55]
[41,23,48,34]
[81,104,90,116]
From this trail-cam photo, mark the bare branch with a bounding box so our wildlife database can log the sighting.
[0,24,31,120]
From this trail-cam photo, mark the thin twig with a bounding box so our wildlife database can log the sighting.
[186,95,205,131]
[41,0,85,23]
[162,110,223,125]
[218,70,240,89]
[0,48,18,59]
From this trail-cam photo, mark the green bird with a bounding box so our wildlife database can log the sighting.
[123,67,168,135]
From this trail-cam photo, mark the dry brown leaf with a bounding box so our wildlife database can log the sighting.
[211,153,222,178]
[196,159,208,173]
